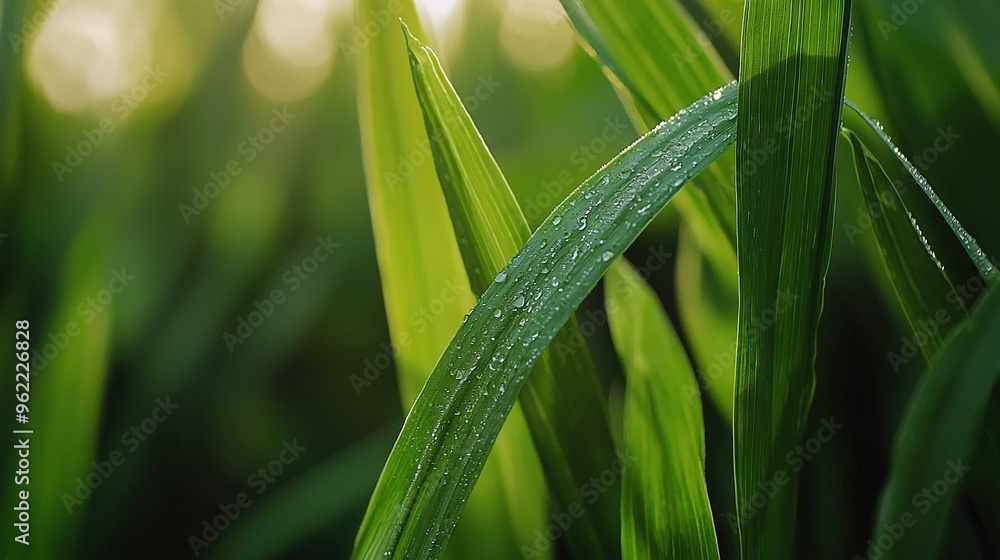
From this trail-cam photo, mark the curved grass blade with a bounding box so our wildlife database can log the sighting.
[843,102,997,282]
[733,1,852,559]
[352,81,740,559]
[404,27,620,559]
[606,260,720,560]
[840,117,1000,560]
[354,2,547,558]
[840,129,961,357]
[868,286,1000,560]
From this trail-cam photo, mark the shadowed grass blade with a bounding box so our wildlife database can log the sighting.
[841,110,1000,560]
[606,259,720,560]
[352,81,739,559]
[868,286,1000,560]
[404,27,620,560]
[733,1,852,559]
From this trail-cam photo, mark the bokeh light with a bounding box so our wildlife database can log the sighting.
[27,0,162,113]
[243,0,343,102]
[497,0,575,74]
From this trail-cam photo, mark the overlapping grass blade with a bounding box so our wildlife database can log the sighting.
[843,103,997,282]
[558,0,740,420]
[840,129,962,353]
[841,108,1000,560]
[352,81,740,558]
[559,0,736,251]
[867,286,1000,560]
[605,260,720,560]
[733,2,852,559]
[353,2,547,558]
[404,27,619,559]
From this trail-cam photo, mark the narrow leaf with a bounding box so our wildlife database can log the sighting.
[353,1,548,558]
[734,2,852,559]
[606,259,720,560]
[840,110,1000,560]
[404,27,620,559]
[843,103,997,282]
[352,81,740,558]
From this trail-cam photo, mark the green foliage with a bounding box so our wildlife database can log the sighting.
[606,260,719,560]
[733,2,852,558]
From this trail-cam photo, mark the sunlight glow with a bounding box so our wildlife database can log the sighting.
[244,0,341,102]
[497,0,575,74]
[27,0,161,113]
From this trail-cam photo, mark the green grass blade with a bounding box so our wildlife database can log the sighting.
[354,2,547,558]
[352,81,740,558]
[606,259,720,560]
[403,27,620,559]
[734,1,852,559]
[840,129,960,357]
[843,103,997,282]
[559,0,741,421]
[355,0,474,406]
[840,115,1000,560]
[561,0,736,247]
[868,286,1000,560]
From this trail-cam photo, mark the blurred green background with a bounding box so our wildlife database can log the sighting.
[1,0,998,558]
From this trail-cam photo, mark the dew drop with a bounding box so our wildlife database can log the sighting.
[552,215,562,225]
[601,251,614,262]
[513,295,526,308]
[495,271,507,282]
